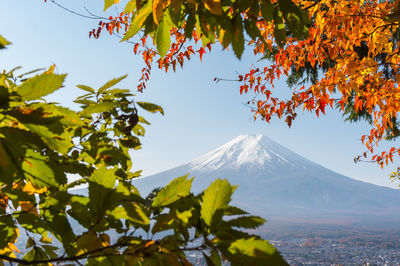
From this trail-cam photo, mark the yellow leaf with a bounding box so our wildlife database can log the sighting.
[8,243,20,253]
[104,0,120,11]
[40,232,52,244]
[22,181,47,195]
[144,240,155,248]
[99,233,110,247]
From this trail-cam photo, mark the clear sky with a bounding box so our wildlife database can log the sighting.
[1,0,399,188]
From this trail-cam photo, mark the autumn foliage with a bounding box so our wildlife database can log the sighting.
[246,0,400,170]
[93,0,400,174]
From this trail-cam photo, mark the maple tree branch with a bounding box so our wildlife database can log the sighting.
[83,6,109,20]
[363,22,400,38]
[303,0,322,10]
[213,77,240,83]
[47,0,105,20]
[0,242,207,265]
[172,37,187,57]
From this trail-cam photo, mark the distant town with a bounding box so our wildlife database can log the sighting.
[272,238,400,265]
[264,223,400,265]
[185,223,400,265]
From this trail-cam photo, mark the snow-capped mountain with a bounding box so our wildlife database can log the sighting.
[134,135,400,226]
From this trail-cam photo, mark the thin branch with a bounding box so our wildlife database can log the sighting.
[0,242,207,265]
[83,6,108,20]
[303,0,322,10]
[48,0,103,20]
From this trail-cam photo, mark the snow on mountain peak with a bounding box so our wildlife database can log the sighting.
[188,134,289,171]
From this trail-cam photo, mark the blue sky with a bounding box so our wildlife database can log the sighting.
[1,0,399,188]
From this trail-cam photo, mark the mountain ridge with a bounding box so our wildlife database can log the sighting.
[133,135,400,226]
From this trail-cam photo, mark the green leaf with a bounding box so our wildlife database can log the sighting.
[273,7,286,48]
[76,232,99,254]
[203,250,221,266]
[119,136,141,149]
[228,237,288,265]
[74,99,96,106]
[130,170,143,178]
[14,103,80,153]
[42,245,58,259]
[121,1,152,41]
[176,208,193,225]
[110,202,149,226]
[156,9,173,58]
[0,86,9,109]
[200,179,236,227]
[137,102,164,115]
[44,212,76,253]
[104,0,119,11]
[77,84,95,93]
[23,122,72,154]
[88,256,125,266]
[22,149,67,187]
[26,237,35,249]
[224,206,248,216]
[244,20,264,44]
[151,175,194,208]
[68,196,94,229]
[16,212,47,236]
[221,18,233,49]
[226,216,266,229]
[171,0,183,16]
[238,0,254,11]
[17,72,66,101]
[184,13,196,39]
[0,127,49,184]
[0,140,18,184]
[231,15,245,59]
[80,101,117,116]
[197,13,216,45]
[124,0,137,13]
[0,216,17,249]
[139,116,151,125]
[277,0,308,39]
[23,246,49,262]
[203,252,216,266]
[0,35,11,49]
[35,103,83,127]
[89,166,117,214]
[261,0,274,21]
[200,0,222,15]
[152,213,174,234]
[210,249,222,266]
[97,75,127,95]
[132,123,145,136]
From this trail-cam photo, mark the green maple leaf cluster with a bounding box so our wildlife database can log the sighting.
[0,35,287,265]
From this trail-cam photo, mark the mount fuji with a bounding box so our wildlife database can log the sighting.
[133,135,400,226]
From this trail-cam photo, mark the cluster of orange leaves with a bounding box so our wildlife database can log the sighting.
[89,13,130,39]
[242,0,400,168]
[91,14,211,92]
[94,0,400,169]
[0,181,48,256]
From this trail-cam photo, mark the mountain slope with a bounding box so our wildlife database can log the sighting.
[133,135,400,226]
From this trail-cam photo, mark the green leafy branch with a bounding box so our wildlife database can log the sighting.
[0,34,287,264]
